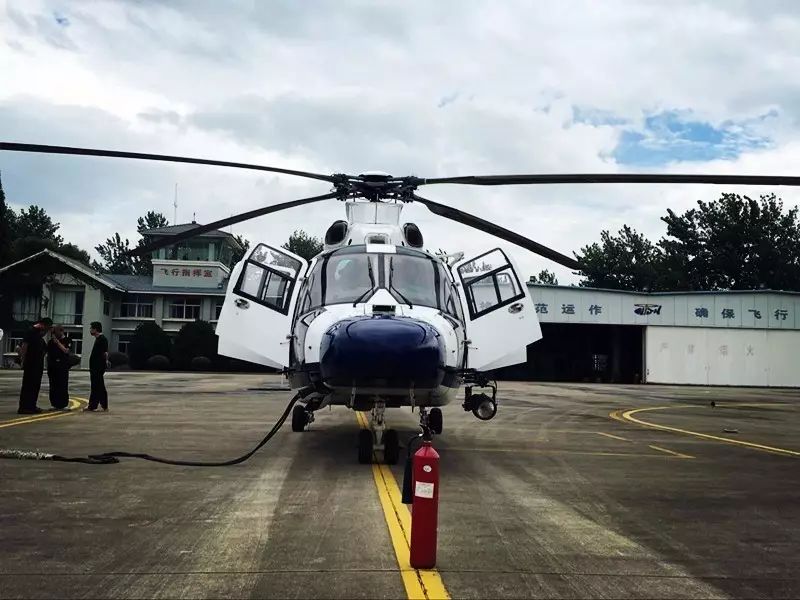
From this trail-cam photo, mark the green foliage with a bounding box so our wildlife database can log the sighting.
[10,205,63,244]
[94,232,140,275]
[282,229,323,261]
[0,173,10,266]
[135,212,169,275]
[172,319,218,370]
[530,269,558,285]
[576,194,800,291]
[145,354,171,370]
[577,225,663,291]
[190,355,212,371]
[94,211,170,275]
[0,178,93,267]
[659,193,800,291]
[108,351,129,368]
[129,321,172,369]
[231,234,250,265]
[137,211,169,232]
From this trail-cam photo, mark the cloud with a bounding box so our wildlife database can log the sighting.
[3,0,800,284]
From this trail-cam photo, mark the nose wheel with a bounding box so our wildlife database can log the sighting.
[428,407,443,435]
[358,402,400,465]
[291,405,313,432]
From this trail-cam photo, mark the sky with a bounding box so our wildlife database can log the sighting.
[2,0,800,283]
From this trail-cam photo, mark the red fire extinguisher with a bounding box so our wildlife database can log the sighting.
[409,439,440,569]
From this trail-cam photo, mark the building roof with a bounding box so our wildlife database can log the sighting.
[526,282,800,297]
[0,250,126,292]
[103,273,228,295]
[140,223,242,246]
[0,250,228,296]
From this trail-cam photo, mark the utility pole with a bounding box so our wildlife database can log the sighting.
[173,183,178,224]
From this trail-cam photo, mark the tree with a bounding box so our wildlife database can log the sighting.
[282,229,323,261]
[172,320,218,370]
[0,172,10,266]
[11,237,91,265]
[576,225,664,291]
[129,321,172,369]
[135,211,169,275]
[576,193,800,292]
[137,211,169,232]
[0,190,92,267]
[529,269,558,285]
[231,234,250,265]
[10,205,63,244]
[94,233,140,275]
[659,194,800,291]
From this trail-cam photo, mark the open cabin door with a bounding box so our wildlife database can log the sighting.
[216,243,307,369]
[453,248,542,372]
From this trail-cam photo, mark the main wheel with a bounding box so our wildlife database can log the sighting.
[358,429,374,464]
[383,429,400,465]
[429,408,443,435]
[291,405,308,432]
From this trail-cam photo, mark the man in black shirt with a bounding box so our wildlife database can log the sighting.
[84,321,109,412]
[18,317,53,414]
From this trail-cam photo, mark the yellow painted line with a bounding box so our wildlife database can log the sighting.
[356,411,449,600]
[595,431,630,442]
[445,446,691,459]
[0,397,87,429]
[648,444,695,459]
[614,405,800,458]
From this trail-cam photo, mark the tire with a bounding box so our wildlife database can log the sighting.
[383,429,400,465]
[429,407,443,435]
[291,405,307,432]
[358,429,374,464]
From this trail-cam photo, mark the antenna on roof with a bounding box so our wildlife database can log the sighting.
[173,183,178,224]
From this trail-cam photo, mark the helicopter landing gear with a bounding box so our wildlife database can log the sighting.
[358,401,400,464]
[291,405,314,432]
[417,406,443,436]
[428,407,443,435]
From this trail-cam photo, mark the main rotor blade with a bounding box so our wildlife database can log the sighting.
[128,191,340,256]
[421,173,800,186]
[0,142,336,183]
[412,194,582,271]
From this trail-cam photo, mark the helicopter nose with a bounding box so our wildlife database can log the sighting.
[319,316,446,388]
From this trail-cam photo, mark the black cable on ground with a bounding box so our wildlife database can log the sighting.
[0,386,314,467]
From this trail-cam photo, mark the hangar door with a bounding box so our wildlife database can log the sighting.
[645,326,800,387]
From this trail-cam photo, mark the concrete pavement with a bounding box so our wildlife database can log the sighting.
[1,371,798,599]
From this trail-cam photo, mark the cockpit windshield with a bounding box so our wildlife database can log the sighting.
[324,253,377,305]
[297,247,461,320]
[387,254,437,307]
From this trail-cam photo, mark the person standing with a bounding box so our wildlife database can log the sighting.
[84,321,109,412]
[46,325,72,410]
[17,317,53,414]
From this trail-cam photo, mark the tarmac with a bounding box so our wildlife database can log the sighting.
[0,370,799,599]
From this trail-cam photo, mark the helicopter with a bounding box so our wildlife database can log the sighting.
[3,142,800,464]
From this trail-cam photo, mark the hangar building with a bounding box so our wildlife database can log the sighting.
[512,283,800,387]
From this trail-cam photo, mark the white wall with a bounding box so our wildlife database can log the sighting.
[645,326,800,387]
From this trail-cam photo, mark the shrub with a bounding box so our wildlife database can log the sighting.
[190,356,212,371]
[129,322,171,369]
[108,351,128,368]
[145,354,170,370]
[172,320,218,370]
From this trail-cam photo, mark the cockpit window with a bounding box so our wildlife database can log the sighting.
[388,254,438,308]
[296,247,462,320]
[324,253,377,305]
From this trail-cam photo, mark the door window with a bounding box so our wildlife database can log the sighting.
[457,249,525,319]
[233,244,302,314]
